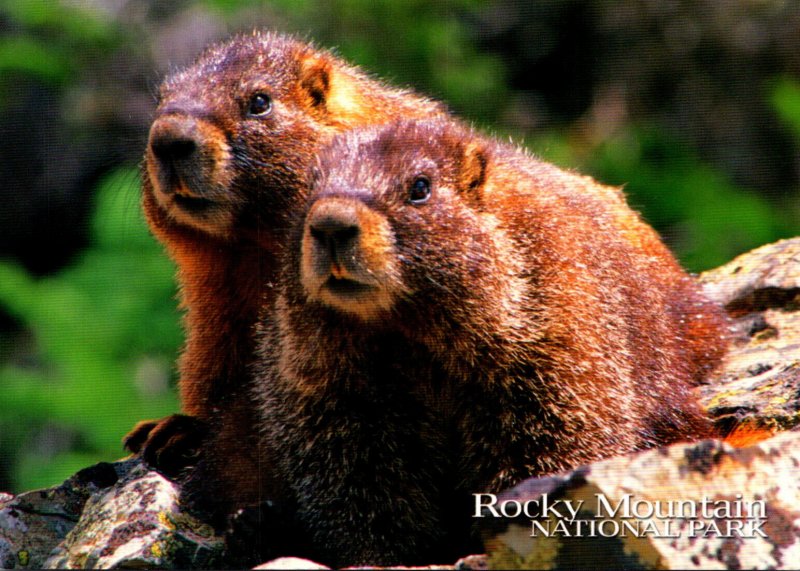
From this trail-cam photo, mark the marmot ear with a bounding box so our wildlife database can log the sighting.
[299,54,332,109]
[459,141,488,207]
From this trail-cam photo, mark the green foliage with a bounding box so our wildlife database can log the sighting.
[0,0,119,85]
[0,36,74,85]
[0,0,117,48]
[771,77,800,139]
[0,169,181,491]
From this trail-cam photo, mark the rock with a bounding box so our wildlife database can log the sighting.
[0,461,125,569]
[253,553,487,570]
[478,431,800,570]
[699,237,800,434]
[254,556,331,569]
[46,459,224,569]
[454,554,489,570]
[0,458,225,569]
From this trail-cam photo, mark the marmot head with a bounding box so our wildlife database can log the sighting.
[293,119,503,324]
[144,31,442,244]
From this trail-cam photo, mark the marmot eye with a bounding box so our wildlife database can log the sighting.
[247,93,272,116]
[409,176,431,204]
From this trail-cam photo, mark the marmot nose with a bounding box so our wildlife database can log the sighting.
[308,207,361,253]
[150,133,197,163]
[148,116,203,187]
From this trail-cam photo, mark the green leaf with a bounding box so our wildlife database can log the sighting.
[770,76,800,139]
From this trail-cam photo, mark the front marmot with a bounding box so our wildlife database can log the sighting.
[255,118,728,566]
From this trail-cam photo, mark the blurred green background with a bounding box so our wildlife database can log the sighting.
[0,0,798,493]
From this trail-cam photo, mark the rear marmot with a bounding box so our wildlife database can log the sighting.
[255,118,728,566]
[123,32,445,494]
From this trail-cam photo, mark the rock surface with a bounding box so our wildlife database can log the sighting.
[253,556,331,569]
[479,432,800,570]
[699,238,800,435]
[0,461,125,569]
[1,238,798,569]
[0,459,224,569]
[251,554,487,570]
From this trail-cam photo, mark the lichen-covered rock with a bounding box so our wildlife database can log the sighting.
[0,461,124,569]
[699,237,800,434]
[43,459,224,569]
[479,431,800,570]
[0,458,224,569]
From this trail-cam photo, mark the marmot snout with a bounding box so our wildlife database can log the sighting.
[301,196,400,319]
[147,114,237,237]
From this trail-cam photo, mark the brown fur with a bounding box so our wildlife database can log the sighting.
[123,31,445,487]
[254,118,729,566]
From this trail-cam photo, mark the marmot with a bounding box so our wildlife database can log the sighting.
[123,31,446,487]
[254,118,728,566]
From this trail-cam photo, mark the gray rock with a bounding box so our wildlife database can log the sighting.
[478,432,800,569]
[44,460,223,569]
[0,459,224,569]
[0,461,126,569]
[699,237,800,434]
[252,553,488,570]
[254,557,331,569]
